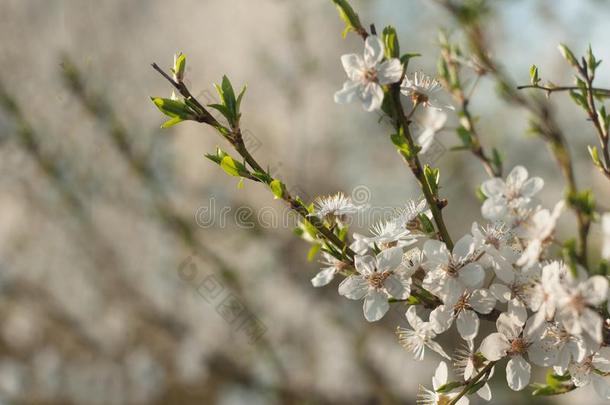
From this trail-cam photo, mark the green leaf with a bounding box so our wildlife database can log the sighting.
[424,165,440,195]
[529,64,540,85]
[457,126,473,147]
[418,213,435,234]
[435,381,463,393]
[531,384,575,396]
[221,76,237,117]
[475,186,486,202]
[466,379,487,395]
[172,52,186,82]
[567,189,595,217]
[568,90,587,108]
[558,44,579,68]
[236,85,247,113]
[220,155,244,177]
[252,171,272,184]
[270,179,286,199]
[400,53,421,71]
[237,177,245,189]
[160,116,184,128]
[382,26,400,59]
[307,244,321,262]
[562,239,579,278]
[588,145,601,168]
[151,97,194,119]
[491,148,503,173]
[330,0,363,38]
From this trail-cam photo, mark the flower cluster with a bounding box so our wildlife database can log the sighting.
[311,164,610,399]
[150,3,610,402]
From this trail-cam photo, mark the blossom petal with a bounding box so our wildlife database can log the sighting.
[508,298,527,326]
[457,310,479,341]
[377,59,403,85]
[507,166,528,189]
[311,267,336,287]
[479,332,510,361]
[422,240,450,270]
[376,246,404,273]
[585,275,609,305]
[432,361,448,390]
[425,339,452,360]
[581,307,603,344]
[355,255,376,275]
[506,355,531,391]
[593,347,610,372]
[496,312,522,340]
[363,290,389,322]
[469,289,496,314]
[521,177,544,197]
[406,306,424,330]
[363,35,384,67]
[528,338,557,367]
[592,374,610,400]
[481,178,505,198]
[384,274,410,299]
[489,283,511,302]
[458,263,484,288]
[477,383,492,401]
[338,275,368,299]
[340,54,364,81]
[453,234,475,262]
[430,305,453,334]
[361,82,384,112]
[334,80,360,104]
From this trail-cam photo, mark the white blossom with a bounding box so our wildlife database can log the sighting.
[471,222,518,283]
[430,288,496,341]
[413,108,447,153]
[338,247,411,322]
[417,361,469,405]
[453,341,493,401]
[310,252,347,287]
[516,201,564,268]
[367,218,416,250]
[527,261,565,334]
[603,213,610,260]
[489,265,539,326]
[334,35,402,112]
[555,270,608,344]
[480,166,544,221]
[479,313,556,391]
[534,322,587,375]
[312,192,363,225]
[422,235,485,301]
[568,348,610,400]
[397,306,451,361]
[400,71,453,110]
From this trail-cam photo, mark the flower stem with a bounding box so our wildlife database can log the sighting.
[390,87,454,250]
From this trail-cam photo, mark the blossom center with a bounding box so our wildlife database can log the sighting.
[485,234,501,250]
[410,91,429,106]
[508,337,529,355]
[453,293,471,314]
[364,68,378,83]
[366,271,391,290]
[569,293,587,313]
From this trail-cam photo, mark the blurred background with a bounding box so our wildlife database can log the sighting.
[1,0,610,404]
